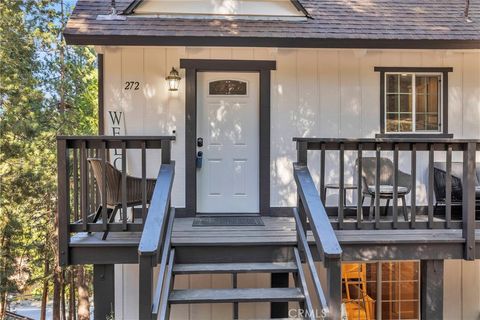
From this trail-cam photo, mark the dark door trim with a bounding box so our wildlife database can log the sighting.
[180,59,276,216]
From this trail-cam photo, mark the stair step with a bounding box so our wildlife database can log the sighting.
[169,288,304,304]
[173,262,297,274]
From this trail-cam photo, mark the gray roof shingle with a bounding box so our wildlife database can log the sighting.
[64,0,480,48]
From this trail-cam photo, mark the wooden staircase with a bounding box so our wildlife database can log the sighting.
[138,161,343,320]
[157,247,316,319]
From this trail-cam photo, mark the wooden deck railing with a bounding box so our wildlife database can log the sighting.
[56,136,175,266]
[294,137,479,260]
[138,163,175,320]
[293,163,343,319]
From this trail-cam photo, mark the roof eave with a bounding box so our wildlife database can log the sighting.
[63,33,480,49]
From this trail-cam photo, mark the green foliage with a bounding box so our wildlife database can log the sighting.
[0,0,98,311]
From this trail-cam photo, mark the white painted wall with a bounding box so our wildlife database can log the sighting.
[102,46,480,209]
[101,46,480,319]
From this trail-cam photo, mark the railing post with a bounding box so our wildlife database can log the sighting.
[139,254,154,320]
[161,139,171,164]
[338,143,345,229]
[410,144,417,228]
[297,141,308,165]
[462,142,476,260]
[326,257,342,320]
[57,139,70,266]
[296,140,309,250]
[428,144,435,229]
[297,197,308,246]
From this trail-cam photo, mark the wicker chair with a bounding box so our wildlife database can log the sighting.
[356,157,412,221]
[88,158,156,239]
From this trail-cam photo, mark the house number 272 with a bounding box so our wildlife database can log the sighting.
[124,81,140,90]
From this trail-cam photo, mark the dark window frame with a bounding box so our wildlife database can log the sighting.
[374,67,453,138]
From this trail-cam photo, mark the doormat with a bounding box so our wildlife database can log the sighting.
[193,216,264,227]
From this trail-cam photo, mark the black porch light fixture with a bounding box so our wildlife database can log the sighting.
[166,67,181,91]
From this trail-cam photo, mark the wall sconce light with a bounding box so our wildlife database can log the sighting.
[166,67,181,91]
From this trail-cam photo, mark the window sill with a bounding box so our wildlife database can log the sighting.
[375,133,454,139]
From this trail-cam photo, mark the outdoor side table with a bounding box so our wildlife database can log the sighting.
[324,184,358,208]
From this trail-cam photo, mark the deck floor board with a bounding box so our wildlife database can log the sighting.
[70,217,480,247]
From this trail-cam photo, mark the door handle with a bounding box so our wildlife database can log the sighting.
[197,137,203,147]
[196,151,203,169]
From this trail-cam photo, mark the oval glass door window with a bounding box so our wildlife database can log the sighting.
[209,80,247,95]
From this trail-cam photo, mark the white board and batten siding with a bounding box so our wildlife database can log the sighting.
[101,46,480,320]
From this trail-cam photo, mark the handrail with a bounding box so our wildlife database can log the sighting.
[294,163,342,259]
[151,208,175,317]
[138,163,175,254]
[293,247,317,320]
[138,162,175,320]
[293,208,329,315]
[293,162,342,319]
[293,137,480,144]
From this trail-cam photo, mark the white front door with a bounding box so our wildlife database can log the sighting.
[197,72,259,213]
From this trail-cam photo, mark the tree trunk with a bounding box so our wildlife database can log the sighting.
[52,266,62,320]
[40,259,50,320]
[77,266,90,320]
[61,269,67,320]
[0,291,6,320]
[69,267,76,320]
[0,227,11,320]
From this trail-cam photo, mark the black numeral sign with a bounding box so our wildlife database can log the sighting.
[124,81,140,90]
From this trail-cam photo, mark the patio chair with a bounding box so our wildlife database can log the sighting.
[433,162,480,215]
[88,158,156,239]
[356,157,411,221]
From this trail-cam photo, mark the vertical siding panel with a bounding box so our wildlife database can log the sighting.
[339,51,362,137]
[462,53,480,138]
[209,47,233,59]
[421,50,444,67]
[143,48,166,179]
[171,275,190,320]
[297,50,320,183]
[318,50,340,137]
[253,47,273,60]
[104,48,123,135]
[400,51,423,67]
[360,51,381,137]
[443,260,462,319]
[122,47,145,135]
[461,260,480,319]
[114,265,124,319]
[232,47,254,60]
[271,49,298,206]
[166,47,186,208]
[237,273,270,318]
[123,265,140,319]
[187,47,211,59]
[318,50,340,205]
[122,47,145,176]
[254,274,271,318]
[379,51,402,67]
[211,274,233,320]
[296,50,319,138]
[444,53,464,138]
[189,275,212,320]
[237,273,257,319]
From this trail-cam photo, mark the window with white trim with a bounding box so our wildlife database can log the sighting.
[385,73,442,134]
